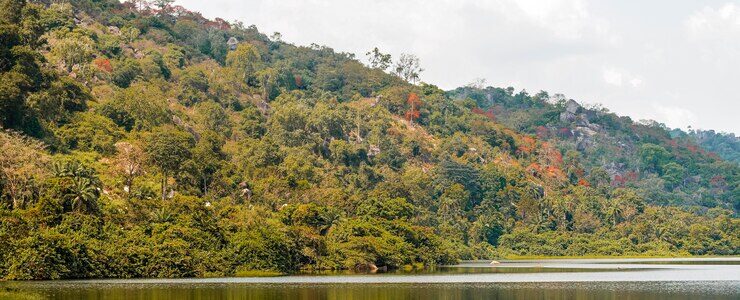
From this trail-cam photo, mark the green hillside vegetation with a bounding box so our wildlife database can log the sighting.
[0,0,738,280]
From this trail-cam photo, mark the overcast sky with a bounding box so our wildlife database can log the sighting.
[176,0,739,134]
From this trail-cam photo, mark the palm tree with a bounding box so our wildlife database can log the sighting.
[151,207,173,223]
[68,176,100,213]
[54,160,101,214]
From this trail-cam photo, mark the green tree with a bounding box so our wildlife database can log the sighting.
[366,47,392,71]
[661,162,685,190]
[226,43,262,86]
[49,35,94,72]
[639,143,671,174]
[196,101,231,136]
[438,183,469,221]
[178,68,210,106]
[99,82,170,131]
[145,126,194,200]
[187,132,224,195]
[51,160,102,214]
[257,67,278,101]
[56,112,124,154]
[357,197,414,220]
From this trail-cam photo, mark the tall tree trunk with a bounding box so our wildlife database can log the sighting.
[7,181,17,210]
[125,176,133,199]
[161,173,167,200]
[203,177,207,195]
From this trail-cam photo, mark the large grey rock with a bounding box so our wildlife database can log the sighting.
[565,99,580,114]
[227,37,239,50]
[560,100,582,123]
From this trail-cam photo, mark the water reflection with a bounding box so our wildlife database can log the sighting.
[17,282,740,300]
[5,258,740,300]
[299,265,634,276]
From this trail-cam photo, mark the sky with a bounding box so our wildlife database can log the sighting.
[175,0,740,134]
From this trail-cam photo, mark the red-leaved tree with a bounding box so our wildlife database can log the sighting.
[405,92,422,124]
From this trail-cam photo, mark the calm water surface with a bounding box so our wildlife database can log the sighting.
[4,258,739,300]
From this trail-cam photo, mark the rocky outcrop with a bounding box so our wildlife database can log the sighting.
[560,99,581,122]
[227,37,239,51]
[558,100,608,150]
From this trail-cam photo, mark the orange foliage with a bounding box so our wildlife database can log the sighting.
[472,107,495,120]
[526,162,542,175]
[93,58,113,73]
[405,92,422,123]
[612,171,638,187]
[517,136,536,155]
[577,178,590,187]
[545,166,565,179]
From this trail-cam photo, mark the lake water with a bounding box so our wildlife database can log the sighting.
[4,258,739,299]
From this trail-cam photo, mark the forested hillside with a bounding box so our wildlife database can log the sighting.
[448,87,739,210]
[680,129,740,164]
[0,0,738,280]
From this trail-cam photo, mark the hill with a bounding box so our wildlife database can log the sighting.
[679,129,740,164]
[448,86,739,210]
[0,0,737,280]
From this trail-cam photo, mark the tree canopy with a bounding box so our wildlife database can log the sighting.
[0,0,737,281]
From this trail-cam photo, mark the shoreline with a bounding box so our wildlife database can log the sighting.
[2,257,739,283]
[498,255,740,260]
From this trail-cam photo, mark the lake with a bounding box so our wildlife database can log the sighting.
[3,258,739,299]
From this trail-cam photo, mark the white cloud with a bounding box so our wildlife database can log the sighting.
[686,3,740,37]
[652,104,697,129]
[685,3,740,65]
[509,0,612,41]
[602,68,643,88]
[602,68,623,86]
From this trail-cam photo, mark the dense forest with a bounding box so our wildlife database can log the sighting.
[0,0,738,280]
